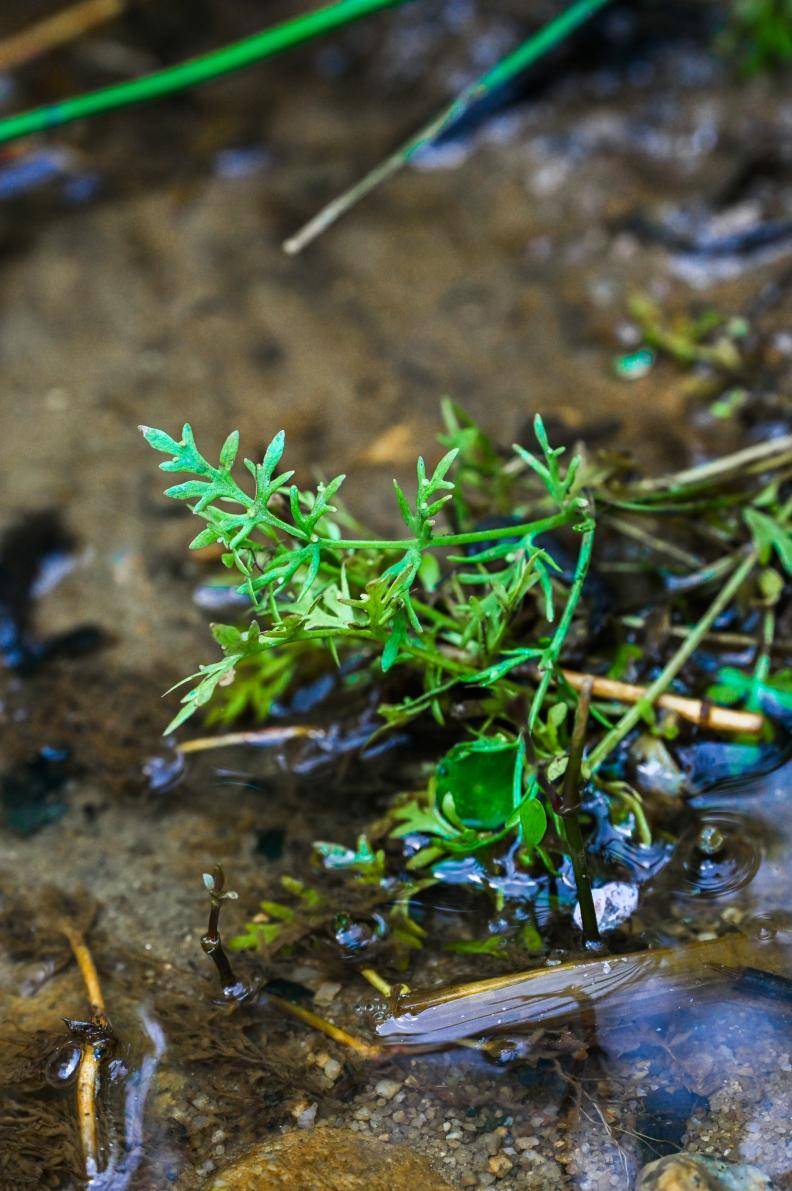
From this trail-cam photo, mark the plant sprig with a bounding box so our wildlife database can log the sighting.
[142,418,584,732]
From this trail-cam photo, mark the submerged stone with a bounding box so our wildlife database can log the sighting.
[636,1153,774,1191]
[210,1127,454,1190]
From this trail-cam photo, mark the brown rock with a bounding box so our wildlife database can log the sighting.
[210,1126,456,1190]
[636,1153,774,1191]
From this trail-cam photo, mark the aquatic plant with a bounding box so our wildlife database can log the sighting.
[144,407,791,950]
[721,0,792,73]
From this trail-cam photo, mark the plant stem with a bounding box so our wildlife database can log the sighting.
[0,0,411,145]
[585,549,757,775]
[558,677,599,944]
[748,607,775,708]
[559,666,764,735]
[528,521,595,730]
[604,515,702,569]
[617,615,792,654]
[267,994,382,1059]
[284,0,614,252]
[59,921,110,1180]
[633,435,792,495]
[316,508,574,552]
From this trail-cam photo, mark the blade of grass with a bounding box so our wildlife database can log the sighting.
[0,0,411,145]
[284,0,614,253]
[528,520,595,730]
[559,676,600,944]
[584,549,758,775]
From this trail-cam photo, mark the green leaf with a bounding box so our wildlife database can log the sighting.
[189,526,220,550]
[517,796,546,848]
[744,507,792,574]
[262,430,286,481]
[219,430,240,471]
[435,737,520,830]
[445,936,509,957]
[382,613,407,673]
[140,425,182,455]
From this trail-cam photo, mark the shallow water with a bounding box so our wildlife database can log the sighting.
[0,1,791,1187]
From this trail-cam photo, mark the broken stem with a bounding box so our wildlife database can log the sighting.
[0,0,127,72]
[179,725,321,754]
[266,994,382,1059]
[60,922,105,1013]
[284,0,613,252]
[559,667,764,735]
[59,922,109,1180]
[633,435,792,495]
[360,966,395,997]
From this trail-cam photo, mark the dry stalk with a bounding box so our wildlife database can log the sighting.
[0,0,129,72]
[59,921,111,1181]
[560,667,764,735]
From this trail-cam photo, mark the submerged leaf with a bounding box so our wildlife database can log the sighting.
[435,738,520,830]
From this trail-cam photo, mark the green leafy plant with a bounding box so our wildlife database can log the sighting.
[144,405,791,954]
[141,415,588,735]
[721,0,792,74]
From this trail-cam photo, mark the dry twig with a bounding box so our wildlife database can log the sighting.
[0,0,129,73]
[58,921,112,1181]
[560,667,764,735]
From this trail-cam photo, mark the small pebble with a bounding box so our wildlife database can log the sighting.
[375,1078,402,1101]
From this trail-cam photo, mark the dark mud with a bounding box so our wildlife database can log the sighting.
[0,1,790,1186]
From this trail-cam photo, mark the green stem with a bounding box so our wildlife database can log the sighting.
[315,508,574,552]
[558,676,599,944]
[284,0,615,252]
[585,549,757,775]
[0,0,411,145]
[748,607,775,709]
[601,781,652,846]
[528,521,595,730]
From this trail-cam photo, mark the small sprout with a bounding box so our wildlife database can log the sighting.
[200,865,249,1001]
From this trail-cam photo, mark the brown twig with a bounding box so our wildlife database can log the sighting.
[178,725,321,754]
[559,667,764,735]
[58,921,111,1181]
[266,994,382,1059]
[0,0,130,73]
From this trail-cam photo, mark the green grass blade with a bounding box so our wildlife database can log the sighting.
[0,0,412,145]
[284,0,614,253]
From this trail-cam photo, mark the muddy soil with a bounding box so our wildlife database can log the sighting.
[0,2,790,1187]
